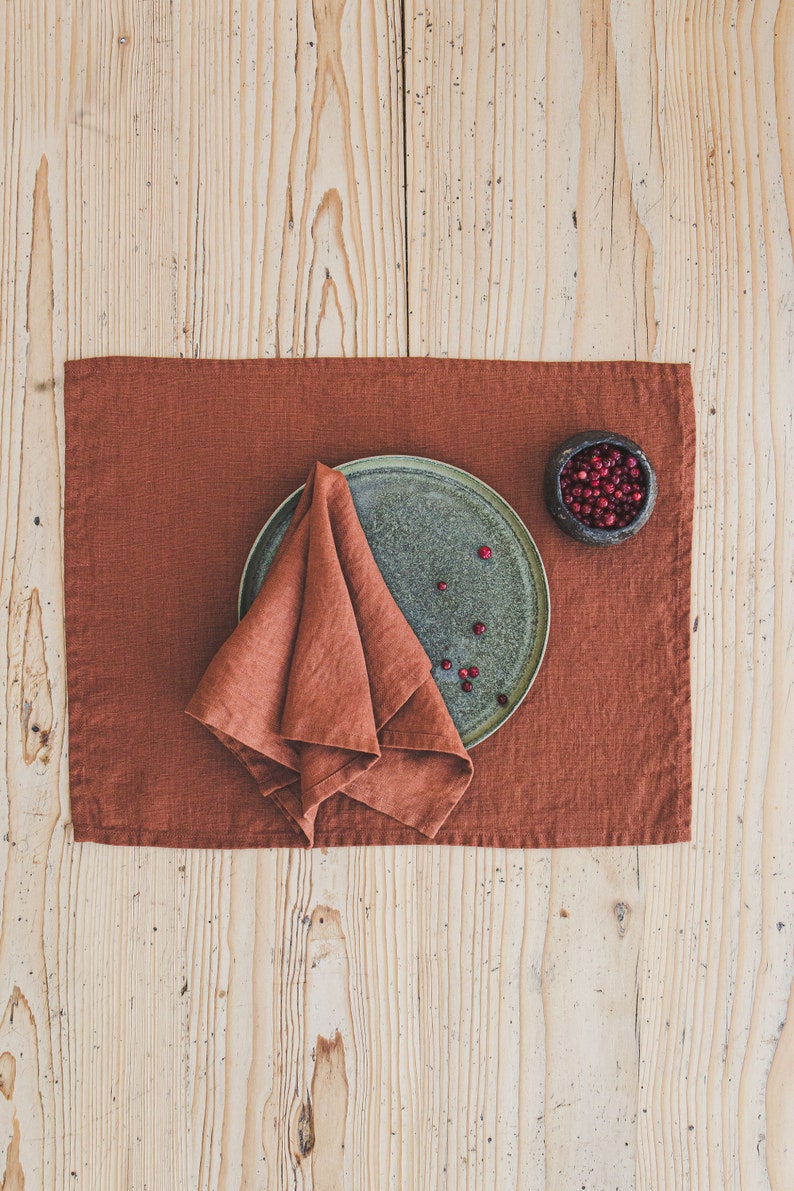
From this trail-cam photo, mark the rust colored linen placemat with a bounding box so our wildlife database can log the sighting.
[63,358,695,849]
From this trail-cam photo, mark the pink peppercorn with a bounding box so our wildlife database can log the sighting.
[559,441,647,531]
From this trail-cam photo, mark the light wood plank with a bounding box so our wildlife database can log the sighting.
[405,3,794,1191]
[3,0,407,1187]
[405,2,653,1188]
[0,141,69,1189]
[636,3,794,1188]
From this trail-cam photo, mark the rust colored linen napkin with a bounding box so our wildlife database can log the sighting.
[63,357,695,850]
[186,461,473,845]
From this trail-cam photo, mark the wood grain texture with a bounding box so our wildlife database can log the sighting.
[0,2,792,1190]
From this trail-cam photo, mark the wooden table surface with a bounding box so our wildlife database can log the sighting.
[1,2,792,1187]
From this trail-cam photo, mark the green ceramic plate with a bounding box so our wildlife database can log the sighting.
[239,456,550,748]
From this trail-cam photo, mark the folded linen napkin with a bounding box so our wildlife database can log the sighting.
[186,462,474,845]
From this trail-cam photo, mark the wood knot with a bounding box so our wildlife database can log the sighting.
[614,901,631,937]
[297,1094,315,1157]
[309,904,343,939]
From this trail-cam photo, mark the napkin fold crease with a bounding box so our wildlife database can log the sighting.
[186,462,474,845]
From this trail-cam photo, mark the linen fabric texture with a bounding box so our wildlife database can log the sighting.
[63,357,695,850]
[186,461,473,845]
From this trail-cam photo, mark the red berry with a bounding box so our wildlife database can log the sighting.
[468,666,479,678]
[441,659,452,670]
[462,680,473,692]
[437,581,447,591]
[478,545,493,559]
[473,622,486,635]
[497,694,508,705]
[458,668,469,678]
[561,440,648,531]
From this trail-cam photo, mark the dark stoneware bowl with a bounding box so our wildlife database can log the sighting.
[543,431,658,546]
